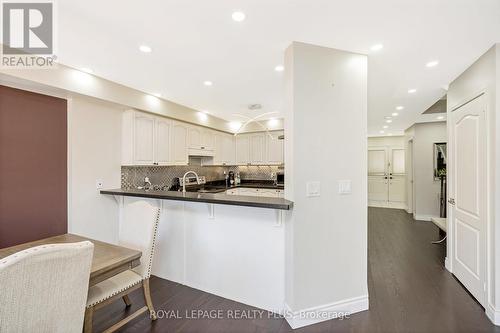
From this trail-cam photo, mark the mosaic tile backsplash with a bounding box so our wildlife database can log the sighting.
[121,165,281,190]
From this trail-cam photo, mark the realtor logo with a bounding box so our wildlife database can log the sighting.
[1,1,56,68]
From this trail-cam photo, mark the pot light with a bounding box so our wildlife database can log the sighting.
[267,118,279,127]
[384,116,392,120]
[396,106,404,111]
[386,119,393,123]
[139,45,152,53]
[80,67,93,74]
[203,81,213,86]
[274,65,284,72]
[437,116,445,120]
[371,44,384,52]
[379,130,385,134]
[232,11,246,22]
[383,125,389,129]
[392,112,399,116]
[426,60,439,68]
[229,121,242,130]
[408,89,417,94]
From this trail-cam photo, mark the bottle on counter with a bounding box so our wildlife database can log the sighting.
[235,172,241,185]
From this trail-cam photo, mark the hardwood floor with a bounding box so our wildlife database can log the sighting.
[93,208,500,332]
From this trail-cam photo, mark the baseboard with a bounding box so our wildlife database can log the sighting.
[284,295,369,329]
[486,304,500,325]
[414,214,438,222]
[368,202,407,210]
[444,257,452,273]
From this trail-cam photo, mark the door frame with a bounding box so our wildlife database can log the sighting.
[447,90,491,310]
[406,138,415,216]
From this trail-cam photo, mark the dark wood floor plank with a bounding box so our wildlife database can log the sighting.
[93,207,500,333]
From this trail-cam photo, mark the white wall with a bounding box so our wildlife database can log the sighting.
[68,96,124,243]
[368,136,405,148]
[404,122,447,221]
[447,44,499,323]
[284,42,368,328]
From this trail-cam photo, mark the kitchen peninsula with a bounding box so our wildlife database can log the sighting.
[101,180,292,313]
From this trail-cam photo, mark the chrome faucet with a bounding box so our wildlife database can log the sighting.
[182,171,200,193]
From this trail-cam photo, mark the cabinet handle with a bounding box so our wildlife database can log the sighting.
[201,147,205,149]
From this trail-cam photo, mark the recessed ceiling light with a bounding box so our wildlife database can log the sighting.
[408,89,417,94]
[383,125,389,129]
[232,11,246,22]
[203,81,213,86]
[371,44,384,52]
[80,67,93,74]
[396,106,404,111]
[274,65,284,72]
[392,112,399,116]
[384,116,392,120]
[437,116,445,120]
[386,119,393,123]
[139,45,152,53]
[426,60,439,68]
[379,130,385,134]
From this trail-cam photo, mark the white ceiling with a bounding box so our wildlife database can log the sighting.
[57,0,500,135]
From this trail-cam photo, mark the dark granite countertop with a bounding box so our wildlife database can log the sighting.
[101,188,293,210]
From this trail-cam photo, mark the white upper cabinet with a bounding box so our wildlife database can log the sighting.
[267,131,284,165]
[188,126,202,149]
[171,121,188,165]
[122,110,284,166]
[133,113,155,164]
[201,129,215,150]
[236,135,250,165]
[249,133,266,164]
[155,118,172,165]
[122,110,171,166]
[214,132,235,165]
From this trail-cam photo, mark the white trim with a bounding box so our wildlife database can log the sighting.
[486,304,500,325]
[444,257,452,273]
[368,202,407,210]
[413,214,439,222]
[284,295,369,329]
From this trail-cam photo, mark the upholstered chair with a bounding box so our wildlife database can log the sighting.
[84,200,161,333]
[0,241,94,333]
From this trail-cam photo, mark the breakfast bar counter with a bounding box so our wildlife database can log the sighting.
[100,188,293,210]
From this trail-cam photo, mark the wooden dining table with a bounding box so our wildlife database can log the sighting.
[0,233,142,286]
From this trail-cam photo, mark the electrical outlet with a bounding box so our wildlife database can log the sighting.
[96,180,104,189]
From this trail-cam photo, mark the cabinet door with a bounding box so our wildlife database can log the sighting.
[172,122,188,165]
[223,134,235,165]
[249,133,266,164]
[134,113,155,165]
[188,126,202,149]
[267,131,284,165]
[214,133,224,165]
[155,118,172,165]
[235,135,250,165]
[201,129,215,150]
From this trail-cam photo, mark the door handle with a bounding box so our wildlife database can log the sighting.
[448,198,456,205]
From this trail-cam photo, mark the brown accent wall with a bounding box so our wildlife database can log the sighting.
[0,85,67,248]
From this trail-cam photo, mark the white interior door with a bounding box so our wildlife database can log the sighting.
[449,95,486,306]
[368,148,388,205]
[388,148,406,207]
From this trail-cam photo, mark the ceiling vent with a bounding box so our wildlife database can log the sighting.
[248,104,262,110]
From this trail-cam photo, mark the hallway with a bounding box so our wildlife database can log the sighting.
[93,208,499,332]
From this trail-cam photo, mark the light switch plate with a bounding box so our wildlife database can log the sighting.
[96,180,104,189]
[306,181,321,197]
[338,180,352,194]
